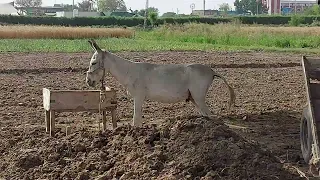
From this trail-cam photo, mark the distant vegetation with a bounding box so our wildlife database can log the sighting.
[1,23,320,54]
[2,14,320,27]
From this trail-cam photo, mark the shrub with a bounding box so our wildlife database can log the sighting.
[289,15,304,26]
[2,15,320,27]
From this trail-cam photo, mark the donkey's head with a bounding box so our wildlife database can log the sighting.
[86,39,106,87]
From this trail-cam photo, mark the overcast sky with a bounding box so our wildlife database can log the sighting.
[2,0,237,15]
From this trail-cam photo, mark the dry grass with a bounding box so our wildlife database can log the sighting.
[0,25,134,39]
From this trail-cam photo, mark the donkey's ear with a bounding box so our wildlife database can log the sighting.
[88,39,102,52]
[88,40,96,52]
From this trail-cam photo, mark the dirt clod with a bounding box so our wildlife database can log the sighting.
[16,154,43,170]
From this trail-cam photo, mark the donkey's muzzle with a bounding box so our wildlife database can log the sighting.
[86,77,96,87]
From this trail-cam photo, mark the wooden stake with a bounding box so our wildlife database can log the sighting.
[45,110,50,132]
[66,126,71,136]
[102,110,107,131]
[111,109,117,129]
[50,110,55,137]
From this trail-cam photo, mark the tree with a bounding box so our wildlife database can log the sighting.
[162,12,177,17]
[234,0,267,15]
[97,0,126,12]
[15,0,42,7]
[62,4,79,11]
[149,12,158,27]
[304,5,320,15]
[219,3,231,16]
[219,3,231,12]
[137,7,159,17]
[234,0,245,14]
[78,0,93,11]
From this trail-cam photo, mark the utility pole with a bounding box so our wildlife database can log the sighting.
[144,0,149,29]
[256,0,258,15]
[203,0,206,16]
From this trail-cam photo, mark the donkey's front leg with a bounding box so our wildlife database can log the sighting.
[133,96,144,127]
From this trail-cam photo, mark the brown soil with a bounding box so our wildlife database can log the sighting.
[0,50,313,179]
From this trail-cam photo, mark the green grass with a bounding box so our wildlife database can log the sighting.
[2,23,320,54]
[2,38,320,54]
[136,23,320,49]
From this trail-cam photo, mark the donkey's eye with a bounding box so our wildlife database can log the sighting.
[92,62,97,65]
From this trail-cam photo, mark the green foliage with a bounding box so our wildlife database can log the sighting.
[148,12,158,26]
[0,15,233,27]
[161,12,177,18]
[237,15,291,24]
[311,19,320,26]
[3,15,320,27]
[234,0,268,15]
[289,15,304,26]
[97,0,127,12]
[136,7,159,17]
[304,5,320,15]
[219,3,231,12]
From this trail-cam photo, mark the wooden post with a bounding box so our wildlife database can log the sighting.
[66,126,71,136]
[45,110,50,132]
[50,110,55,137]
[102,110,107,131]
[111,109,117,129]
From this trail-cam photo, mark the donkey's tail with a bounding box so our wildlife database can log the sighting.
[212,71,236,111]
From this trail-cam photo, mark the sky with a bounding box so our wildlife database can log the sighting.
[2,0,237,15]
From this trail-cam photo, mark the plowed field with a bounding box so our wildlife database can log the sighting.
[0,51,313,179]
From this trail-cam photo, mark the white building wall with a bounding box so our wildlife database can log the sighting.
[56,11,99,18]
[0,3,18,15]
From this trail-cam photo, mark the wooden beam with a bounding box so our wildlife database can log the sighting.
[43,88,116,111]
[43,87,118,136]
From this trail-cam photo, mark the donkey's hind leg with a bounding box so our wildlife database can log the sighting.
[189,90,213,117]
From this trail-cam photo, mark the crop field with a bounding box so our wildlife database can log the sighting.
[0,23,318,179]
[1,24,320,53]
[0,25,134,39]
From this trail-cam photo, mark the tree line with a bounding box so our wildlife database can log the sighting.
[14,0,160,16]
[14,0,269,17]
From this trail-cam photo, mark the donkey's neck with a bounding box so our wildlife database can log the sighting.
[105,52,137,88]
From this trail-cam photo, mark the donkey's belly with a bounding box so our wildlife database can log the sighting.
[146,89,189,103]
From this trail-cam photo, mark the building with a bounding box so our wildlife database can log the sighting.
[55,11,136,18]
[56,10,99,18]
[266,0,317,14]
[267,0,281,14]
[101,11,136,17]
[281,0,317,14]
[0,2,18,15]
[15,6,64,16]
[191,9,219,16]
